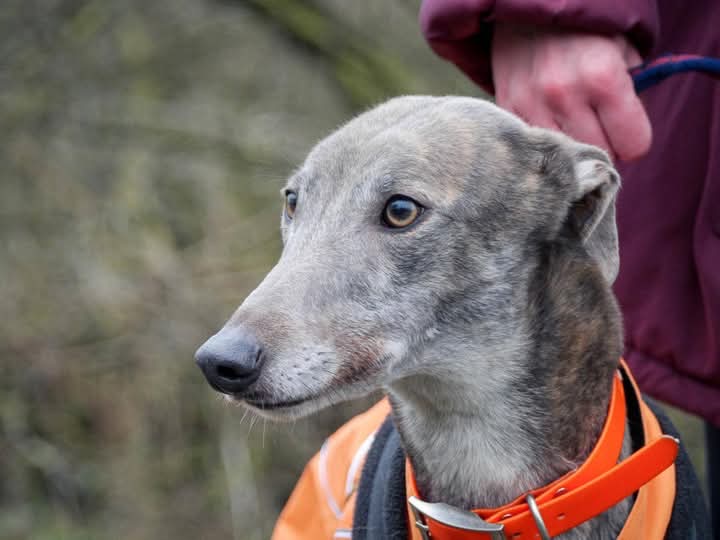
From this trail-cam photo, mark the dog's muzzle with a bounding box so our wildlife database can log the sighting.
[195,325,264,395]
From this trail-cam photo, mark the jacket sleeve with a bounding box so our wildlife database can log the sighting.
[271,400,391,539]
[419,0,660,93]
[271,450,342,540]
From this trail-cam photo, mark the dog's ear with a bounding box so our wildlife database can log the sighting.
[566,147,621,284]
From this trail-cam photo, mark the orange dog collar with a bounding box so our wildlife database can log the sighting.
[406,369,679,540]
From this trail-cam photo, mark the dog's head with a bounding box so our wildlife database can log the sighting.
[196,96,621,419]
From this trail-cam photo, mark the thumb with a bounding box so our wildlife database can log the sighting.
[616,36,643,68]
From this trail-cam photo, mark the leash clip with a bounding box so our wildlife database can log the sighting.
[408,496,505,540]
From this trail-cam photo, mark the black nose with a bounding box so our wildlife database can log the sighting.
[195,326,263,395]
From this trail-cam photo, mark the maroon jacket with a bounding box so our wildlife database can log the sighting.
[420,0,720,426]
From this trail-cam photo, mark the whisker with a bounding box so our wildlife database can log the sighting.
[248,413,259,436]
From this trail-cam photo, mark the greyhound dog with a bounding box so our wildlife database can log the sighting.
[195,97,704,539]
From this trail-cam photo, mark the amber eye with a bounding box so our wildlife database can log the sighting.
[382,195,422,229]
[285,191,297,219]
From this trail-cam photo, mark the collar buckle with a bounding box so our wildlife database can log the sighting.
[408,496,505,540]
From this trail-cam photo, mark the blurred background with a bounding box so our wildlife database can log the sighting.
[0,1,706,539]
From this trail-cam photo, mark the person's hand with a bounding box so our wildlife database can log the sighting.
[491,24,652,161]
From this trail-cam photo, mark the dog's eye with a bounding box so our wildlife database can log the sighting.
[285,191,297,220]
[382,196,422,229]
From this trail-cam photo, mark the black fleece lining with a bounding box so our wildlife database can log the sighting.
[620,364,646,452]
[352,417,408,539]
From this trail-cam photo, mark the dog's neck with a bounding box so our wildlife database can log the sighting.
[386,247,626,518]
[388,364,613,510]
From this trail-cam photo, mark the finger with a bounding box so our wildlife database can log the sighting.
[624,48,643,68]
[592,73,652,161]
[517,105,563,132]
[615,35,643,68]
[535,71,612,152]
[551,100,613,154]
[496,94,562,131]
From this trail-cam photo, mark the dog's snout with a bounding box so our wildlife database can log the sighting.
[195,327,263,395]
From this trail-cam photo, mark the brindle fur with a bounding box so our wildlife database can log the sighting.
[198,96,634,539]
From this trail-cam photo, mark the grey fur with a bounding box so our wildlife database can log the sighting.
[199,96,633,539]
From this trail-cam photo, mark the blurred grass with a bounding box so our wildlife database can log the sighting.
[0,1,707,539]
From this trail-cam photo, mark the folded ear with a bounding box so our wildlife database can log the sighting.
[566,148,621,284]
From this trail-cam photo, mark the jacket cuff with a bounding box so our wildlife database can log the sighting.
[419,0,660,94]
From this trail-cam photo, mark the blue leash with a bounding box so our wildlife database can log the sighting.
[631,54,720,93]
